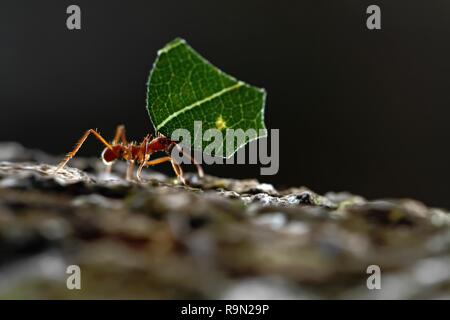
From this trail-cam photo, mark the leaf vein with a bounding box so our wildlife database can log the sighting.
[155,81,244,131]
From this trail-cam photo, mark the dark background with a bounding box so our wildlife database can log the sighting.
[1,1,449,207]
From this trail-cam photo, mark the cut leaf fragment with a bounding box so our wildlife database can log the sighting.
[146,38,267,158]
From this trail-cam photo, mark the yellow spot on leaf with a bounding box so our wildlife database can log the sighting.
[215,115,227,131]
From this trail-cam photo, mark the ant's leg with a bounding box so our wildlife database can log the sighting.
[105,165,113,174]
[143,156,186,184]
[57,129,113,172]
[136,162,145,182]
[106,125,127,174]
[145,156,172,166]
[172,144,204,178]
[136,155,150,182]
[126,160,135,181]
[171,160,186,185]
[113,124,127,145]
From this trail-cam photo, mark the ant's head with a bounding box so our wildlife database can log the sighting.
[147,135,176,153]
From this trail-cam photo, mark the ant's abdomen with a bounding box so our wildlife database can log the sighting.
[101,146,121,164]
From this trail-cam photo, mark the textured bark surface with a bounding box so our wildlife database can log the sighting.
[0,142,449,299]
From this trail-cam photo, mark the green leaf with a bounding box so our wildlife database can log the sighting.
[146,38,267,158]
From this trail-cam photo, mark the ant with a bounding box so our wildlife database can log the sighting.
[55,125,204,184]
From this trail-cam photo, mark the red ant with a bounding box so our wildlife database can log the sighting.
[55,125,204,184]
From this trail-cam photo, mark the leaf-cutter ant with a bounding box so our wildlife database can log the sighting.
[55,125,204,184]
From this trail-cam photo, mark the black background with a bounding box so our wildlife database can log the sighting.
[1,1,449,207]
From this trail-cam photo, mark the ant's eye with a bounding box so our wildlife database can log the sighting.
[101,148,117,165]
